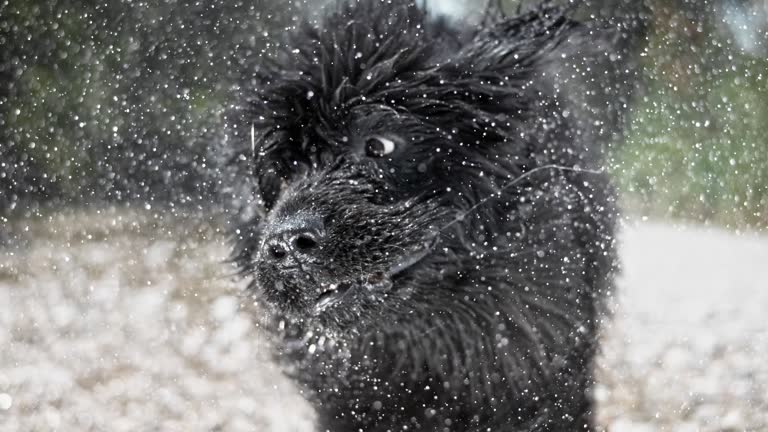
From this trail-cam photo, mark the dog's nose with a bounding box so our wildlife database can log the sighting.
[263,214,324,263]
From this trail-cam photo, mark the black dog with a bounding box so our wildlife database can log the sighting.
[228,1,635,430]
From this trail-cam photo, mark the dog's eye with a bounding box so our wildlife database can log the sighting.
[364,136,396,158]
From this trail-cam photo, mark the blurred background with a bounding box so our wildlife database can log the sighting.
[1,0,766,228]
[1,0,767,431]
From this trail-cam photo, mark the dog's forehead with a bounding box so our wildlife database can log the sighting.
[287,103,415,150]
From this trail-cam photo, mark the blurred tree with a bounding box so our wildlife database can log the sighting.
[617,0,768,226]
[1,0,288,215]
[1,0,58,219]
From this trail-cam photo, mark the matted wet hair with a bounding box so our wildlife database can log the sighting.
[220,0,640,430]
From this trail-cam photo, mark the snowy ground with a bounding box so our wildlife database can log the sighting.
[1,210,767,431]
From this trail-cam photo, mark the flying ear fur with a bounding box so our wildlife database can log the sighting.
[433,4,636,157]
[375,6,581,144]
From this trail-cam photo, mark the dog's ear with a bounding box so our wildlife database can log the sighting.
[424,5,635,155]
[446,7,576,78]
[379,7,580,146]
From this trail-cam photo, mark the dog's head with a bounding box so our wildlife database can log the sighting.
[230,1,588,330]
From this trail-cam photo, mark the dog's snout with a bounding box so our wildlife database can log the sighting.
[262,213,324,263]
[266,231,320,260]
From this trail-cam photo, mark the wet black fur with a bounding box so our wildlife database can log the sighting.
[227,1,633,430]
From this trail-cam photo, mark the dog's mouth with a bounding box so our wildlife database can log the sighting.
[311,238,437,316]
[312,275,390,316]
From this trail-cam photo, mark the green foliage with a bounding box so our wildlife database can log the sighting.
[613,3,768,227]
[1,0,288,208]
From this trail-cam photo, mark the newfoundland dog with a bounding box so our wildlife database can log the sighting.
[227,0,639,430]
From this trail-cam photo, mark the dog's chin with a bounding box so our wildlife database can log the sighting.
[260,272,395,331]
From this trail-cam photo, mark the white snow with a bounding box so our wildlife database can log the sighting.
[1,212,766,431]
[0,394,12,411]
[597,221,768,430]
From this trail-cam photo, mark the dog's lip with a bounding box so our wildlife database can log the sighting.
[311,275,394,316]
[313,282,353,315]
[310,237,437,316]
[388,237,438,277]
